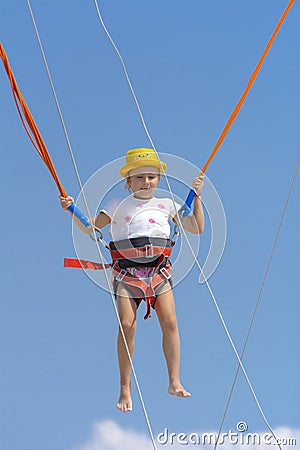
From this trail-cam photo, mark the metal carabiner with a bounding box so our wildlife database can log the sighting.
[171,222,182,246]
[88,226,109,248]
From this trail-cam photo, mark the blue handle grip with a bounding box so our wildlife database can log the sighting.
[67,203,91,227]
[179,189,196,217]
[185,189,196,208]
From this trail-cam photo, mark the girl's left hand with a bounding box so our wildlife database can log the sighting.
[192,174,204,197]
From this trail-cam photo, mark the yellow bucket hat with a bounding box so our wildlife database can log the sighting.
[120,148,167,177]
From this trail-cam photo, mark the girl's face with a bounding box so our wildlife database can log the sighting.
[127,166,160,199]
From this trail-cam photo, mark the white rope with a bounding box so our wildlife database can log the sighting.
[25,2,158,449]
[214,158,300,449]
[180,227,280,447]
[92,2,282,448]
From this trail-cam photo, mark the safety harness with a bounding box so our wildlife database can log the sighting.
[65,236,175,319]
[110,237,173,319]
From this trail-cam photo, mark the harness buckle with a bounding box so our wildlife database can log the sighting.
[136,244,154,258]
[115,269,127,282]
[160,266,171,280]
[145,244,154,258]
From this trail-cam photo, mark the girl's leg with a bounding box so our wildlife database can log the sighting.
[155,284,191,398]
[116,283,137,412]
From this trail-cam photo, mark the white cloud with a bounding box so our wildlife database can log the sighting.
[75,420,152,450]
[75,420,300,450]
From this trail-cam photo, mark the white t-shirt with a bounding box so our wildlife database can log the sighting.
[101,196,181,241]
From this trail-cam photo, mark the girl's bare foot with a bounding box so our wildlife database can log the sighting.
[168,383,191,398]
[117,385,132,412]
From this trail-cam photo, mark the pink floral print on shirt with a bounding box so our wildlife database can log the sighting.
[158,203,166,209]
[124,215,132,223]
[149,218,156,224]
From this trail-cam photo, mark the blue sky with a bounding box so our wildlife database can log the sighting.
[1,1,299,450]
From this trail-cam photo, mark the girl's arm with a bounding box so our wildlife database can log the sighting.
[174,175,205,234]
[94,211,111,229]
[59,196,111,233]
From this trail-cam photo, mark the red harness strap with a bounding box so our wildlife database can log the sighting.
[110,245,172,262]
[64,258,110,270]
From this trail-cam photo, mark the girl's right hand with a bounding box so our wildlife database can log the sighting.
[59,195,74,210]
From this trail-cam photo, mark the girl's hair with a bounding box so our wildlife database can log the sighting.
[124,177,132,192]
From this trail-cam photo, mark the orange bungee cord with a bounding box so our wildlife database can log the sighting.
[181,0,295,215]
[0,43,90,225]
[202,0,295,174]
[0,42,67,197]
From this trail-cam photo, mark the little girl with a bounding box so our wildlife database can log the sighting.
[60,148,204,412]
